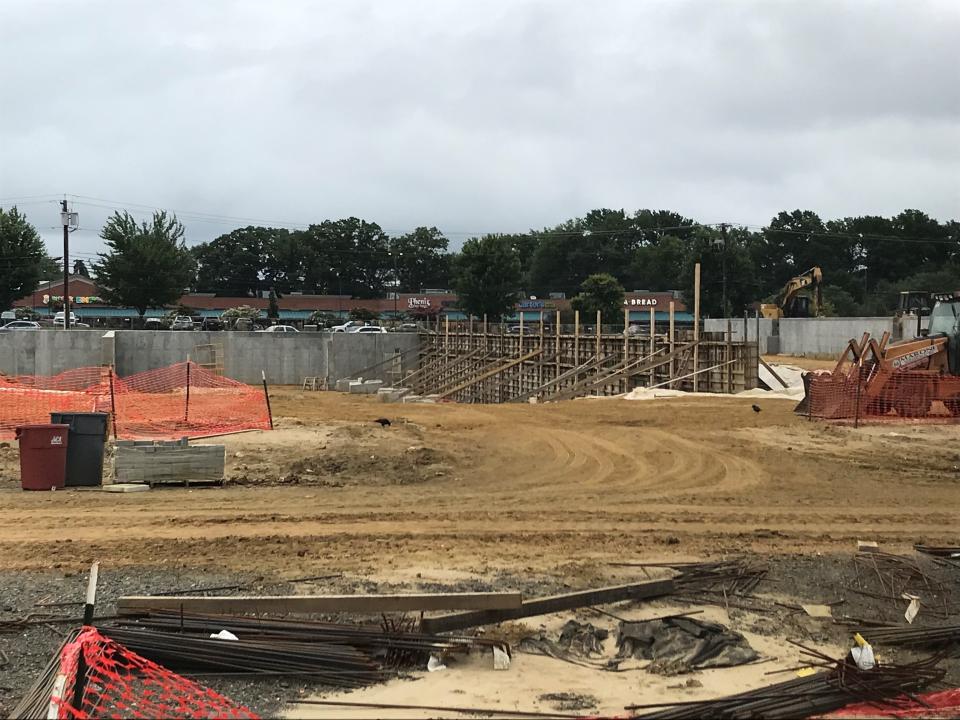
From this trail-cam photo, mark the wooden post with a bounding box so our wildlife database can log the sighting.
[483,313,489,352]
[574,310,580,367]
[693,262,701,393]
[623,307,630,394]
[726,317,733,393]
[649,305,656,386]
[555,309,561,393]
[518,310,524,357]
[595,310,602,394]
[538,310,544,391]
[668,301,675,388]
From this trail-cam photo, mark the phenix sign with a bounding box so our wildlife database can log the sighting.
[407,297,432,309]
[891,344,940,370]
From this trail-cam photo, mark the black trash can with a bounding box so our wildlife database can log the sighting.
[49,412,109,487]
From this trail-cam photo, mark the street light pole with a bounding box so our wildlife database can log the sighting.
[61,199,70,330]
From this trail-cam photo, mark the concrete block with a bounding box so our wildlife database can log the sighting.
[335,378,352,392]
[402,394,422,403]
[362,379,383,394]
[348,381,365,394]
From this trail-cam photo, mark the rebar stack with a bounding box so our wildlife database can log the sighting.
[628,650,945,719]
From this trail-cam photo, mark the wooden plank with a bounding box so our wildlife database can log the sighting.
[420,579,674,634]
[118,592,523,616]
[758,356,789,389]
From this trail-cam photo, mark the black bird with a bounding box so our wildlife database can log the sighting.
[751,404,761,413]
[374,418,392,427]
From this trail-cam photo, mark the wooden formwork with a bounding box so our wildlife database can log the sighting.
[406,315,758,404]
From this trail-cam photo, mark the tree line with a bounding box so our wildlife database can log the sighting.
[1,205,957,320]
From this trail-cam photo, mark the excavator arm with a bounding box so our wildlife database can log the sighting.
[761,266,823,319]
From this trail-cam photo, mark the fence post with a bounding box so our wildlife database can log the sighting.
[262,370,274,430]
[853,360,863,429]
[184,360,191,423]
[108,366,118,440]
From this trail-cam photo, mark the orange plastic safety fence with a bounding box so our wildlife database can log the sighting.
[52,627,258,719]
[806,367,960,423]
[0,361,270,439]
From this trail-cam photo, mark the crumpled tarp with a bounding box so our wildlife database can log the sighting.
[617,616,758,674]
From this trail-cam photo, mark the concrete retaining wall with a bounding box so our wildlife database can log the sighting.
[703,316,922,357]
[0,330,419,385]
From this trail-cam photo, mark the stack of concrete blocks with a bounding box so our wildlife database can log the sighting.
[113,438,226,487]
[377,387,410,403]
[402,393,439,403]
[348,379,383,394]
[335,377,353,392]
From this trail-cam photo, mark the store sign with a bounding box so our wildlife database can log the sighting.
[43,295,102,304]
[624,297,659,307]
[407,297,432,309]
[518,299,545,309]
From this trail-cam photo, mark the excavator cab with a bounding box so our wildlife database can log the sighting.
[927,299,960,376]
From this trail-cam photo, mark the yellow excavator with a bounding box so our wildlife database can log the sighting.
[760,267,823,319]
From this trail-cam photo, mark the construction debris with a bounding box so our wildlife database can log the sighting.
[628,648,944,719]
[617,616,758,674]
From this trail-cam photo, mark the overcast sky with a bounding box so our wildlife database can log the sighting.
[1,0,957,260]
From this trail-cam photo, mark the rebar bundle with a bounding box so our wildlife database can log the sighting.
[627,646,944,719]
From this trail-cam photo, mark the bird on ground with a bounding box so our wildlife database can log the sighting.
[751,404,761,413]
[374,418,392,427]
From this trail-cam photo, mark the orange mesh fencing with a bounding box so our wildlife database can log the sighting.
[52,626,258,719]
[806,367,960,423]
[0,361,270,440]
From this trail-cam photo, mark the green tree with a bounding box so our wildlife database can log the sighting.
[680,226,760,317]
[38,255,62,281]
[0,207,46,310]
[193,226,281,296]
[391,227,449,292]
[294,218,390,298]
[93,211,196,318]
[267,289,280,318]
[570,273,625,323]
[454,235,521,320]
[349,307,379,323]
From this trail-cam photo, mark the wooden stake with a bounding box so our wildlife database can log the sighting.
[693,262,701,392]
[649,305,656,386]
[595,310,602,393]
[555,309,561,395]
[669,301,675,388]
[574,310,580,367]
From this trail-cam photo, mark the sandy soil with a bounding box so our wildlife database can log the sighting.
[0,388,957,574]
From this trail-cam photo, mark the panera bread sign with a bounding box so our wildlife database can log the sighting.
[624,297,659,307]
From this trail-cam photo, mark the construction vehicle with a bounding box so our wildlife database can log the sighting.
[800,297,960,419]
[760,267,823,320]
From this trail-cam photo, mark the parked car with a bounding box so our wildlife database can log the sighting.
[200,318,224,331]
[54,320,91,328]
[144,318,167,330]
[1,310,16,324]
[0,320,41,331]
[354,325,387,333]
[395,323,419,332]
[332,320,365,332]
[170,316,195,331]
[256,325,299,333]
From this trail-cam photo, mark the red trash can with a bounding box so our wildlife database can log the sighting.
[15,424,69,491]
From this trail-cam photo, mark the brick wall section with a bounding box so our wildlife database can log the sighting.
[113,440,225,484]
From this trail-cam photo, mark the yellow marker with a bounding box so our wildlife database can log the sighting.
[796,667,817,677]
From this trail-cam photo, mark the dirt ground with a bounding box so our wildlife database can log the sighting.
[0,386,958,574]
[2,383,960,717]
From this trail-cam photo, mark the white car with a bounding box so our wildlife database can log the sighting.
[0,320,41,330]
[354,325,387,333]
[53,311,78,325]
[256,325,299,333]
[332,321,365,332]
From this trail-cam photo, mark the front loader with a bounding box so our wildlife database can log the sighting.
[798,298,960,419]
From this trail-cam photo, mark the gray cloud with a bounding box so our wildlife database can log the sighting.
[1,0,957,259]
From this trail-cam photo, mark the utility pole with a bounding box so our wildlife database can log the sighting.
[61,199,73,329]
[720,223,729,318]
